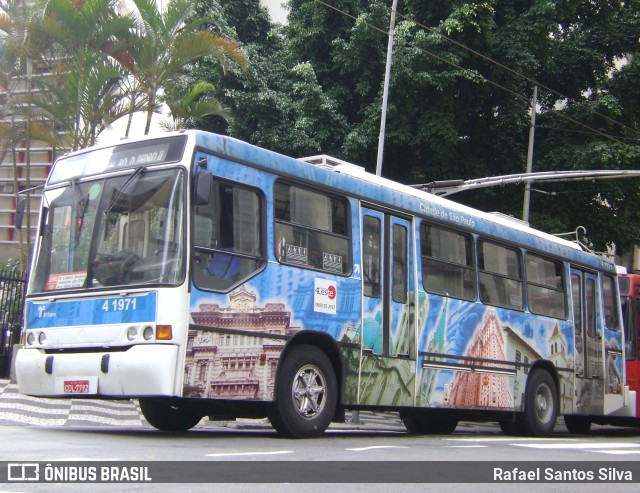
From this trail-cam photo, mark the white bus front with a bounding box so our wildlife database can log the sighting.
[16,135,189,398]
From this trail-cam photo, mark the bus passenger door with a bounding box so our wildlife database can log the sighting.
[571,269,604,414]
[359,207,416,407]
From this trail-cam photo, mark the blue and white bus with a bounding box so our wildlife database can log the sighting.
[16,130,636,437]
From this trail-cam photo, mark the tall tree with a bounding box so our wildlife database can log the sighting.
[186,0,348,156]
[281,0,640,253]
[0,0,49,268]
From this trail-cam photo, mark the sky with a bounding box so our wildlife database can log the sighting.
[260,0,288,24]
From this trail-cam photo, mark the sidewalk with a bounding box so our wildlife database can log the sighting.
[0,378,406,431]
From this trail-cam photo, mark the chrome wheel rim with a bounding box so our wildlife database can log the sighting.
[291,364,327,420]
[535,382,554,424]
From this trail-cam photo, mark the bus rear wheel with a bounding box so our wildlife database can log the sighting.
[269,344,337,438]
[139,397,202,432]
[516,369,558,437]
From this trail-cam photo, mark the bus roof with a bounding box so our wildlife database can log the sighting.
[52,130,614,272]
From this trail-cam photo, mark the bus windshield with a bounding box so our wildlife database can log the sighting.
[30,168,185,294]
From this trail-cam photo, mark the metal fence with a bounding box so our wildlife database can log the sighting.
[0,266,26,378]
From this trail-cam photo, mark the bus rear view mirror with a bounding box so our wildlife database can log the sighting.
[194,171,213,206]
[15,197,26,230]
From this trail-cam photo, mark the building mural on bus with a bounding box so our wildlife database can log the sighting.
[412,294,576,412]
[185,265,362,401]
[186,270,581,414]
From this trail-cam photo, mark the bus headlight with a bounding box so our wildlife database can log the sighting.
[26,332,35,345]
[126,327,138,341]
[142,326,154,341]
[38,332,47,345]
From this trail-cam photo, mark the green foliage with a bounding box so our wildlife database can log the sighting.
[3,0,640,255]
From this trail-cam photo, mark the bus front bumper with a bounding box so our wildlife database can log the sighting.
[15,344,179,398]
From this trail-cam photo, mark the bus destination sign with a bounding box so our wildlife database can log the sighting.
[106,143,171,170]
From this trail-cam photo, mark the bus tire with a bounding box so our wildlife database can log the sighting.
[400,411,458,435]
[564,415,592,434]
[269,344,337,438]
[517,369,558,437]
[139,398,202,432]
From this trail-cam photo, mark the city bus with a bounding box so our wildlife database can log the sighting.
[15,130,636,437]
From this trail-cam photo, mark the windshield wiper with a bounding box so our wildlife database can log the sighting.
[105,166,146,213]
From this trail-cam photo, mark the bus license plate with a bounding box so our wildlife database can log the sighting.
[65,380,90,393]
[56,377,97,395]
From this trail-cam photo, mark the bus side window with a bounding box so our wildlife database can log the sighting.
[478,240,523,310]
[363,216,381,298]
[602,275,620,330]
[193,180,264,291]
[420,223,476,301]
[525,253,566,319]
[274,182,351,275]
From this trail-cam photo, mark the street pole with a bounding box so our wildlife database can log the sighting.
[522,85,537,223]
[375,0,398,177]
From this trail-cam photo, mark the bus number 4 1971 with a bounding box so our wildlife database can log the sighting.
[102,298,137,312]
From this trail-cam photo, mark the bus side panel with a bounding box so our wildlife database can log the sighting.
[185,265,362,402]
[184,153,363,404]
[415,296,575,414]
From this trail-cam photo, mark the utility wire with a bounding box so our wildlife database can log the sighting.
[313,0,637,146]
[368,0,640,140]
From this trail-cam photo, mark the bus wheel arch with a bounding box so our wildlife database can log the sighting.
[517,362,559,436]
[270,333,341,438]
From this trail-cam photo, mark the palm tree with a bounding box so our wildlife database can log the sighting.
[161,81,231,131]
[128,0,248,135]
[0,0,45,269]
[30,0,139,150]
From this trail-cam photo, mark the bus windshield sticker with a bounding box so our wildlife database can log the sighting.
[314,278,337,314]
[45,272,87,291]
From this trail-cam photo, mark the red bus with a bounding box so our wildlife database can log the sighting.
[618,271,640,422]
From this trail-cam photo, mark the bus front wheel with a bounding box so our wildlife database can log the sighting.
[139,397,202,432]
[269,344,337,438]
[517,369,558,436]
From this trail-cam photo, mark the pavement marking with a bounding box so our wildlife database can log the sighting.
[447,445,489,448]
[346,445,409,452]
[445,437,578,442]
[595,450,640,455]
[513,442,640,450]
[204,451,293,457]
